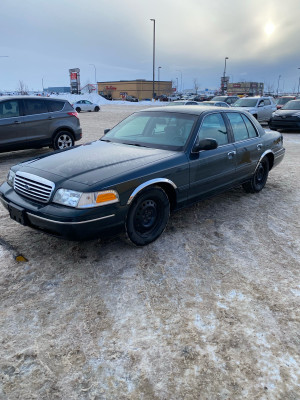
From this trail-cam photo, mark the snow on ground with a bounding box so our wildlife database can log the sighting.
[50,93,165,107]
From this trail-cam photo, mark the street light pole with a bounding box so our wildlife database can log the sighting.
[176,70,182,93]
[158,66,161,96]
[150,19,155,99]
[223,57,229,94]
[277,75,281,97]
[298,68,300,95]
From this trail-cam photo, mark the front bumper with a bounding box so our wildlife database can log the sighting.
[269,117,300,130]
[0,182,126,240]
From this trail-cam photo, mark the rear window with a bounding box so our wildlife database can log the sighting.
[47,100,65,112]
[24,99,48,115]
[0,100,20,118]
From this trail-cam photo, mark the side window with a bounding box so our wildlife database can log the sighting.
[0,101,20,118]
[258,100,265,107]
[264,99,271,106]
[226,112,249,141]
[241,114,258,138]
[24,99,48,115]
[47,100,64,112]
[197,113,228,146]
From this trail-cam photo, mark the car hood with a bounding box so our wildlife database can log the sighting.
[273,109,300,116]
[17,140,179,187]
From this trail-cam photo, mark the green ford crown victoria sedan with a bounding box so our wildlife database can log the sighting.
[0,106,285,246]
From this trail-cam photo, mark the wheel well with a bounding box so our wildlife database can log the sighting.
[52,128,74,139]
[155,182,177,210]
[265,152,274,171]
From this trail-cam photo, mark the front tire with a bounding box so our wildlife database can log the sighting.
[94,106,100,112]
[52,131,74,150]
[243,157,269,193]
[75,107,81,113]
[126,186,170,246]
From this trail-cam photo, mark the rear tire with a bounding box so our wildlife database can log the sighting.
[52,131,74,150]
[243,157,269,193]
[125,186,170,246]
[75,107,81,113]
[94,106,100,112]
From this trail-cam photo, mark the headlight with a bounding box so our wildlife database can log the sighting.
[53,188,119,208]
[7,170,15,187]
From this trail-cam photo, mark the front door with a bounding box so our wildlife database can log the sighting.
[189,112,237,201]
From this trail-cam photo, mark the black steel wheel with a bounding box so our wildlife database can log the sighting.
[126,186,170,246]
[52,131,74,150]
[243,157,269,193]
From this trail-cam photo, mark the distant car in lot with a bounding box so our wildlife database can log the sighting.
[199,101,230,107]
[168,100,199,106]
[211,95,239,105]
[125,95,138,102]
[0,106,285,246]
[72,100,100,112]
[168,94,181,101]
[275,96,296,109]
[232,96,276,123]
[269,99,300,131]
[0,96,82,152]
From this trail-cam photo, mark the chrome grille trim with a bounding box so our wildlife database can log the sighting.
[14,171,55,203]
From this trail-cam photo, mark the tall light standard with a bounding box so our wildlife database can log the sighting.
[222,57,229,94]
[176,70,182,93]
[298,68,300,95]
[277,74,281,96]
[150,19,155,99]
[158,66,162,96]
[89,64,97,86]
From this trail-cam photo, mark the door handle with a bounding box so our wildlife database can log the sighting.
[14,121,21,124]
[257,143,263,150]
[228,151,236,159]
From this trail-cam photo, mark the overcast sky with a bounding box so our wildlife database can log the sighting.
[1,0,300,93]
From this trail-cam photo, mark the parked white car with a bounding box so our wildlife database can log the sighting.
[232,97,276,122]
[168,94,181,101]
[72,100,100,112]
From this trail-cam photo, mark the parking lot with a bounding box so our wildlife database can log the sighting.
[0,104,299,399]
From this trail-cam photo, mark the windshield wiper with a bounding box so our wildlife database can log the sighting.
[125,142,147,147]
[100,138,111,142]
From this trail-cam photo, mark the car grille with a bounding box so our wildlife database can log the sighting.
[14,171,55,203]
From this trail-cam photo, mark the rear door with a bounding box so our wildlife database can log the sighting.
[189,112,237,200]
[225,112,262,181]
[22,98,52,146]
[0,99,24,150]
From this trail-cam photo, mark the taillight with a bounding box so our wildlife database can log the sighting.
[68,111,79,119]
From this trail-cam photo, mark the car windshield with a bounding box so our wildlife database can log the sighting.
[212,96,226,101]
[277,98,294,106]
[168,101,186,105]
[232,98,258,107]
[102,111,198,151]
[281,100,300,110]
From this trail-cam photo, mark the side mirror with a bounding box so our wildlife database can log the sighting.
[193,138,218,153]
[104,128,110,135]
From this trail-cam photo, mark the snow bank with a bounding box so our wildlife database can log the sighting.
[49,93,166,106]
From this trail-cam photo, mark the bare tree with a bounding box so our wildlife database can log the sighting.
[193,78,199,94]
[17,80,29,95]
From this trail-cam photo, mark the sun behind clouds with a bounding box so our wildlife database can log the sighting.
[264,22,275,35]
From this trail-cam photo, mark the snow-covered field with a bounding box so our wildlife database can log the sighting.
[0,106,299,399]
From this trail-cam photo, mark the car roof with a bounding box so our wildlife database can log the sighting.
[142,105,238,115]
[0,96,66,102]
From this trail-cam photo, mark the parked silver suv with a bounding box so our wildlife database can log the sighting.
[0,96,82,153]
[232,96,276,122]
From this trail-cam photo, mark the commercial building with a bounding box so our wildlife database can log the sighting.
[227,82,264,97]
[97,79,173,100]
